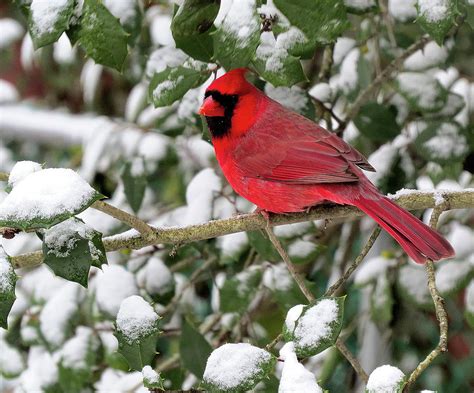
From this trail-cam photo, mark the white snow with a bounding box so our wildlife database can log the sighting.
[0,247,14,293]
[0,338,24,376]
[60,326,95,369]
[274,222,312,239]
[366,365,405,393]
[434,67,459,89]
[39,282,84,347]
[265,85,309,113]
[30,0,70,38]
[116,295,159,343]
[284,304,304,333]
[465,280,474,313]
[398,264,431,305]
[53,33,76,65]
[344,0,376,10]
[366,143,397,186]
[293,299,339,350]
[146,47,187,77]
[447,223,474,258]
[333,37,356,65]
[397,72,444,111]
[184,168,221,225]
[0,79,19,103]
[0,18,24,49]
[137,133,169,172]
[218,0,259,48]
[18,346,58,392]
[153,77,182,102]
[309,83,333,103]
[404,41,450,71]
[256,31,285,73]
[288,240,317,258]
[125,83,147,122]
[388,0,417,21]
[418,0,449,22]
[176,135,214,170]
[218,232,249,260]
[81,59,103,105]
[8,161,42,188]
[21,34,38,71]
[263,263,294,291]
[149,13,174,47]
[19,265,64,302]
[276,27,308,51]
[0,168,98,226]
[94,368,148,393]
[423,123,467,159]
[95,264,139,317]
[142,365,161,385]
[104,0,137,26]
[331,48,360,94]
[203,343,272,390]
[354,256,397,286]
[142,256,174,296]
[44,217,101,260]
[278,342,323,393]
[435,260,472,295]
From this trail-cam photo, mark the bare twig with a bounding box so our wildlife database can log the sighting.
[264,227,369,383]
[404,205,449,391]
[8,189,474,269]
[324,226,382,297]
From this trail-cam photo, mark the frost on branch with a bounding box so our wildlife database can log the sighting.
[283,297,345,357]
[115,295,161,371]
[366,364,406,393]
[0,167,102,230]
[202,343,275,392]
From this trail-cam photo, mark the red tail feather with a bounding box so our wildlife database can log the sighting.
[354,193,454,263]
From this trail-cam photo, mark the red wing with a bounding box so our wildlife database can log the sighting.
[233,99,374,185]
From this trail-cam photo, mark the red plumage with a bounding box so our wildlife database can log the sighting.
[200,68,454,263]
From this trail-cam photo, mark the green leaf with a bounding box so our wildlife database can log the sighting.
[370,273,393,327]
[252,32,307,87]
[0,248,17,329]
[0,168,103,231]
[212,1,261,69]
[180,319,212,379]
[115,328,160,371]
[171,0,220,62]
[414,121,469,165]
[284,296,345,357]
[71,0,128,71]
[220,266,263,314]
[248,230,280,262]
[273,0,349,45]
[122,158,147,213]
[27,0,75,48]
[149,66,209,107]
[396,72,448,113]
[416,0,459,45]
[43,218,107,287]
[104,0,142,44]
[203,343,276,392]
[354,103,401,142]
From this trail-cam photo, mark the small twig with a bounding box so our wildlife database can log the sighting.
[324,226,382,297]
[335,339,369,383]
[318,44,334,82]
[312,98,346,129]
[92,200,156,238]
[404,205,449,391]
[0,172,8,182]
[265,333,283,352]
[264,227,369,383]
[264,227,315,302]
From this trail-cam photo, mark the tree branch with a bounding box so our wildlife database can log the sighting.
[404,205,450,391]
[8,189,474,269]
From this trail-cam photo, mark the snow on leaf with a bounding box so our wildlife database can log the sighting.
[278,342,323,393]
[435,259,473,296]
[202,343,275,392]
[389,0,417,21]
[416,0,458,44]
[0,18,24,50]
[0,247,17,329]
[288,239,321,264]
[142,365,163,389]
[220,266,263,314]
[397,264,432,309]
[286,297,345,357]
[354,256,397,286]
[366,365,406,393]
[0,338,25,378]
[465,280,474,328]
[0,168,102,231]
[345,0,377,13]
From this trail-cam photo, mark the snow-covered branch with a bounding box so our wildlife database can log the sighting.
[10,189,474,269]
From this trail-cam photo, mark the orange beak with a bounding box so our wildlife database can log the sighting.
[199,96,225,117]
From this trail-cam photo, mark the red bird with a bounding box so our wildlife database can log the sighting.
[199,68,454,263]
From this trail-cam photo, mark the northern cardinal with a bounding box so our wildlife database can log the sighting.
[199,68,454,263]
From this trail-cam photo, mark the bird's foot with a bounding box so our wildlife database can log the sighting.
[253,207,271,228]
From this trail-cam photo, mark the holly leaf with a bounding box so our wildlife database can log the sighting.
[122,158,147,213]
[180,319,212,379]
[416,0,459,45]
[70,0,128,71]
[171,0,220,62]
[248,230,280,262]
[354,103,401,142]
[220,266,263,314]
[27,0,75,48]
[149,66,210,107]
[0,248,17,329]
[43,218,107,287]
